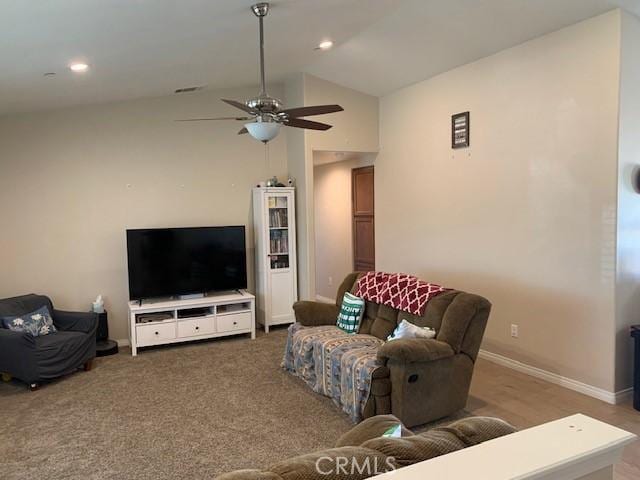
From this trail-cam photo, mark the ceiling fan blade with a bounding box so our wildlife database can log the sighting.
[281,104,344,118]
[238,127,248,135]
[175,116,252,122]
[222,99,255,114]
[284,118,332,131]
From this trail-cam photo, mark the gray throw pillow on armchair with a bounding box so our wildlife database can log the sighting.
[1,305,57,336]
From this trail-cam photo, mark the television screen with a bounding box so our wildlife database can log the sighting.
[126,226,247,300]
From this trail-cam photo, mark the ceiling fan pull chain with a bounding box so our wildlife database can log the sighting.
[264,141,270,176]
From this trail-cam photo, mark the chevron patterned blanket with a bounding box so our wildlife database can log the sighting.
[282,323,384,422]
[354,271,448,316]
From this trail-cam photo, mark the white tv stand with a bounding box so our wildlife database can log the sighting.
[127,290,255,356]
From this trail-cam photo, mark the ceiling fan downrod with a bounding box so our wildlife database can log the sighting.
[252,3,269,97]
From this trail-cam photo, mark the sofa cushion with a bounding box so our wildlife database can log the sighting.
[2,305,57,337]
[438,416,516,445]
[0,294,55,320]
[361,417,516,467]
[368,304,398,340]
[270,446,394,480]
[359,294,456,343]
[377,338,454,364]
[335,414,414,448]
[357,302,377,335]
[387,319,435,341]
[414,290,459,331]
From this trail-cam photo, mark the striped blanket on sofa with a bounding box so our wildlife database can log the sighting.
[282,323,384,422]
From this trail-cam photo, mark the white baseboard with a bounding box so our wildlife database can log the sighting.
[614,388,633,404]
[116,338,130,347]
[315,295,334,304]
[478,349,631,405]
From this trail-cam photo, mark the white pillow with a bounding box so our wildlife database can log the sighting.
[387,319,436,341]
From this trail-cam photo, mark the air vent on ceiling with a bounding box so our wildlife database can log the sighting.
[174,85,205,94]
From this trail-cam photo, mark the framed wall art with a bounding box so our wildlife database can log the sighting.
[452,111,470,149]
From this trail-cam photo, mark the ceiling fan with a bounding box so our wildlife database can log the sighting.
[177,2,344,143]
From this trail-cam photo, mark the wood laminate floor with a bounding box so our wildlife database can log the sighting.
[468,358,640,479]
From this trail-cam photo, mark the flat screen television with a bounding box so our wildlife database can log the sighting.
[126,226,247,300]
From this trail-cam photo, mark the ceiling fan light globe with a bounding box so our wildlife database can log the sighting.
[245,121,281,143]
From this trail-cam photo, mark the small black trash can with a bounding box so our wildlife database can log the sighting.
[95,310,118,357]
[632,325,640,411]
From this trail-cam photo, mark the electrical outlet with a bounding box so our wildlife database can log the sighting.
[328,276,333,286]
[511,324,519,338]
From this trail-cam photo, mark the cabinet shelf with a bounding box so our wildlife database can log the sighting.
[217,309,251,316]
[135,317,175,326]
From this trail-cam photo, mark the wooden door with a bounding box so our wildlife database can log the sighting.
[352,166,375,271]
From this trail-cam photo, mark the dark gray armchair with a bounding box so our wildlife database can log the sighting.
[0,294,98,390]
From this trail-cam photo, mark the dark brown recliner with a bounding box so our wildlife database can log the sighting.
[292,273,491,427]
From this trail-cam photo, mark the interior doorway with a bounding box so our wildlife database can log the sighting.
[313,151,376,302]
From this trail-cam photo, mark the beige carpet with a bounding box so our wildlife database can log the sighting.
[0,327,468,479]
[0,328,357,479]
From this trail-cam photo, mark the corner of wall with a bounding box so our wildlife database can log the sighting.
[614,7,640,391]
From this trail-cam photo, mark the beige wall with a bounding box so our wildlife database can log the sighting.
[0,86,287,341]
[314,155,375,300]
[615,11,640,391]
[377,12,621,391]
[285,73,379,300]
[304,75,379,155]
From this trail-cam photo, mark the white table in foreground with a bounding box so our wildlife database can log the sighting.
[374,414,636,480]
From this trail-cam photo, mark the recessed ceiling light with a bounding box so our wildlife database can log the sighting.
[69,63,89,73]
[317,40,333,50]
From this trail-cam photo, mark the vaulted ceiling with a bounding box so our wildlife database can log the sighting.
[1,0,637,115]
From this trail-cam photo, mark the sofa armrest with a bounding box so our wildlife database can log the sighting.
[377,338,454,364]
[53,310,99,334]
[0,328,37,381]
[0,328,35,349]
[292,301,339,327]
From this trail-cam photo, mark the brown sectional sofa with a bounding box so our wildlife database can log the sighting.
[292,273,491,427]
[216,414,516,480]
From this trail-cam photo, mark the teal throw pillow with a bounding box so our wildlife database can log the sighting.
[336,292,365,334]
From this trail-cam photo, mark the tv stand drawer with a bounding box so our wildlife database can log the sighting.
[137,322,176,346]
[177,317,215,338]
[217,312,252,333]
